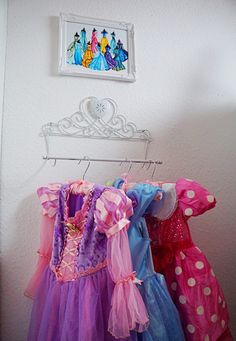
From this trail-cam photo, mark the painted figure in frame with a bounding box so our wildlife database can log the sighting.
[113,40,128,71]
[110,32,116,55]
[91,28,98,54]
[80,28,87,52]
[89,43,109,71]
[100,29,109,54]
[66,27,129,72]
[67,32,81,64]
[104,45,117,69]
[82,41,94,67]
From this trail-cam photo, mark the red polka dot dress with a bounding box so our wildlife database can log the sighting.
[146,178,232,341]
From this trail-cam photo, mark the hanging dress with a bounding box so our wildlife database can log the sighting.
[82,44,93,68]
[110,35,117,55]
[89,45,109,71]
[74,41,83,65]
[91,31,98,54]
[113,179,185,341]
[104,46,117,69]
[100,35,109,54]
[80,29,87,52]
[145,178,232,341]
[113,46,126,71]
[25,181,149,341]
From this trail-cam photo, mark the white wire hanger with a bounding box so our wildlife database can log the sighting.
[41,96,163,166]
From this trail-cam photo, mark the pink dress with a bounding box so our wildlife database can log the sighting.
[25,181,149,340]
[146,178,232,341]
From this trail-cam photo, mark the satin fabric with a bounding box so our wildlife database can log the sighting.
[113,179,185,341]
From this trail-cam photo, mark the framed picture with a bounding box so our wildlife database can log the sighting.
[58,13,135,82]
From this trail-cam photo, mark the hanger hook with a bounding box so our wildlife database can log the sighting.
[128,160,133,173]
[151,161,158,179]
[119,157,128,167]
[82,156,91,180]
[146,160,152,170]
[51,158,57,167]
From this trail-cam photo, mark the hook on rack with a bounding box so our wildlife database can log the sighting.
[82,156,91,180]
[51,158,57,167]
[151,161,158,179]
[128,160,133,173]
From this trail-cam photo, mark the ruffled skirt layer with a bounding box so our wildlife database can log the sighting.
[137,273,185,341]
[27,266,133,341]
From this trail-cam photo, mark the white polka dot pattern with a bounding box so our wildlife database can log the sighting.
[184,208,193,216]
[187,278,196,287]
[187,324,195,333]
[211,314,218,323]
[187,190,195,198]
[196,306,204,315]
[179,251,185,259]
[175,266,182,275]
[203,287,211,296]
[179,295,186,304]
[207,195,215,203]
[195,261,204,269]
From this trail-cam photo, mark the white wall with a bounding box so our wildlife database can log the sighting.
[1,0,236,340]
[0,0,8,158]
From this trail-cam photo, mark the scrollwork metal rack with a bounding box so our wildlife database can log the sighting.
[41,97,162,168]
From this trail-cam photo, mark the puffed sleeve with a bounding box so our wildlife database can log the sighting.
[94,188,149,339]
[24,183,61,299]
[176,178,216,218]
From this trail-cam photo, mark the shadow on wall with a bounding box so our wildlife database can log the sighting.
[150,107,236,336]
[49,16,59,77]
[2,193,39,339]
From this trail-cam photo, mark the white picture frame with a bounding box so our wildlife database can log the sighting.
[58,13,136,82]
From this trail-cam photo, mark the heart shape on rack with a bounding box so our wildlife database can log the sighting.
[88,98,114,123]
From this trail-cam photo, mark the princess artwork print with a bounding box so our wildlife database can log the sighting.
[66,27,128,72]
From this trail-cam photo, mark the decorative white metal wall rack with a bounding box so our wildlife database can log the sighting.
[41,97,162,168]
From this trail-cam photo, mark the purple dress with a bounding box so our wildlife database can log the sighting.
[104,46,117,69]
[27,183,148,341]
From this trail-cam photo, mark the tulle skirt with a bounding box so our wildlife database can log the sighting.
[27,266,133,341]
[137,273,185,341]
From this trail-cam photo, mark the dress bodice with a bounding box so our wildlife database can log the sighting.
[148,207,192,245]
[113,180,163,280]
[51,183,108,280]
[146,178,216,273]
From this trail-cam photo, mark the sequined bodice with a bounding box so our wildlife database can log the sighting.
[155,207,192,245]
[147,207,194,273]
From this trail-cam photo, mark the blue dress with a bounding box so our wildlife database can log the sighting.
[113,179,185,341]
[110,36,117,55]
[80,30,87,52]
[74,41,83,65]
[89,46,109,71]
